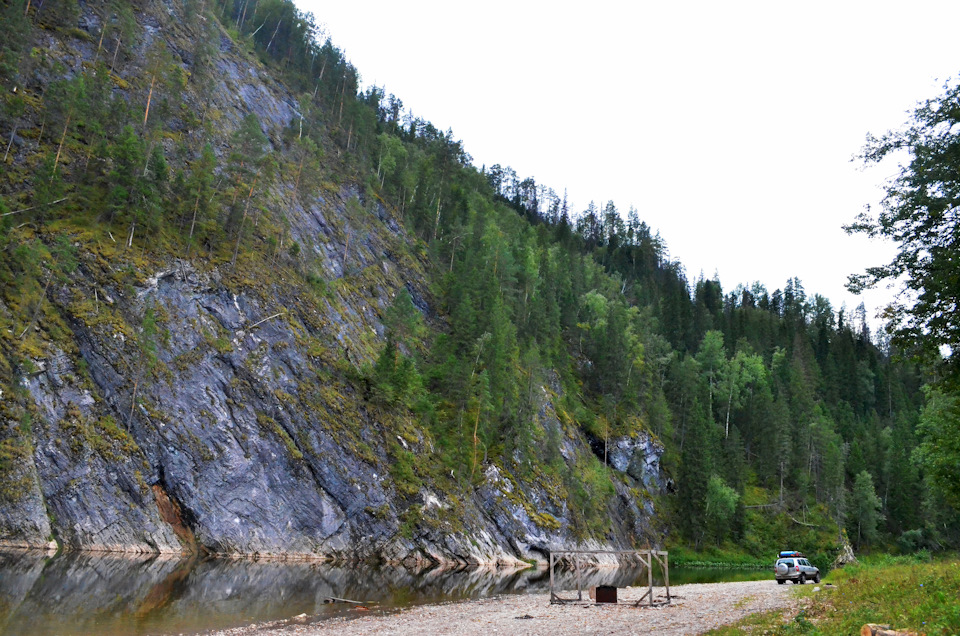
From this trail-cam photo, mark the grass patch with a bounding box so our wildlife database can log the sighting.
[668,545,770,568]
[733,595,755,610]
[707,609,792,635]
[256,412,303,461]
[706,554,960,635]
[0,435,33,501]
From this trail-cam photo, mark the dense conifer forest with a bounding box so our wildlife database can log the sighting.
[1,0,958,560]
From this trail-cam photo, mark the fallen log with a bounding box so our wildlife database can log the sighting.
[788,515,818,528]
[860,623,922,636]
[1,197,69,217]
[324,596,366,605]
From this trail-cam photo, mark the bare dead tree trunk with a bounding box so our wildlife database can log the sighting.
[53,114,71,172]
[448,235,460,272]
[432,179,443,241]
[248,312,282,330]
[128,375,141,427]
[266,19,282,52]
[93,27,106,65]
[110,37,122,74]
[231,172,258,267]
[185,188,203,257]
[313,58,327,99]
[4,121,19,162]
[1,197,68,218]
[236,0,248,30]
[293,155,304,191]
[143,71,158,129]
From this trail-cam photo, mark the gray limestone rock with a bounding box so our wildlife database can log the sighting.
[608,433,665,492]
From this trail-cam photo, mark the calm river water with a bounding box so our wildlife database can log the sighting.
[0,550,771,635]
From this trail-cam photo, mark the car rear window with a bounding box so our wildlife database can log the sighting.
[778,559,795,566]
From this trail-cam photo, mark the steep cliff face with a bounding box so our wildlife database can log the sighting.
[0,0,663,563]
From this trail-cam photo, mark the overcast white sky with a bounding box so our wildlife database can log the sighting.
[298,0,960,322]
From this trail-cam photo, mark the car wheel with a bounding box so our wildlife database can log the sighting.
[777,579,785,585]
[799,574,806,585]
[814,573,820,584]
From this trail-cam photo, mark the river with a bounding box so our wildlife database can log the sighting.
[0,550,772,635]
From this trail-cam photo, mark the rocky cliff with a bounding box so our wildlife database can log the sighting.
[0,0,664,564]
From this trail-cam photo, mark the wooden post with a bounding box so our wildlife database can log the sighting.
[664,551,671,604]
[576,553,582,601]
[647,550,654,607]
[549,552,555,602]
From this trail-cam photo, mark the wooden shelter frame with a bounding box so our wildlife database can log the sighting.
[548,549,670,607]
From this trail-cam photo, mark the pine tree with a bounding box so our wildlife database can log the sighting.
[849,470,883,548]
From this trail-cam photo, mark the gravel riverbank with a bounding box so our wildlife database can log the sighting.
[210,579,800,636]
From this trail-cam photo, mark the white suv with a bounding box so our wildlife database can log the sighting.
[774,554,820,585]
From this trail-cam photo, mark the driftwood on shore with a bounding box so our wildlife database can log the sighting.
[323,597,369,605]
[860,623,922,636]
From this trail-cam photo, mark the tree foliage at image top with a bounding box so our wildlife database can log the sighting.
[846,77,960,371]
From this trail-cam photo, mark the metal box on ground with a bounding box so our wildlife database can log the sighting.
[595,585,617,603]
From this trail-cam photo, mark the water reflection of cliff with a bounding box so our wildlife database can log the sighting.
[0,550,657,635]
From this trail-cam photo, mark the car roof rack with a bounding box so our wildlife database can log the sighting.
[778,550,804,558]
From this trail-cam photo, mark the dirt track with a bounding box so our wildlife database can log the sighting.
[210,579,802,636]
